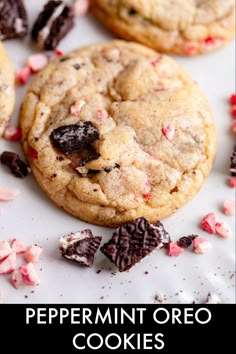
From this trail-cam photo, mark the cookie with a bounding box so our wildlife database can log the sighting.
[20,40,216,226]
[0,0,28,40]
[31,0,74,50]
[0,41,15,137]
[90,0,235,56]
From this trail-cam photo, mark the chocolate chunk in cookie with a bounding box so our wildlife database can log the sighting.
[177,235,198,248]
[50,122,100,154]
[101,217,171,272]
[0,151,29,178]
[31,0,74,50]
[59,229,102,267]
[0,0,28,40]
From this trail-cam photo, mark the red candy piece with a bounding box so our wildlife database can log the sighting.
[229,94,236,105]
[223,198,235,216]
[229,176,236,188]
[27,53,48,73]
[215,221,232,238]
[231,106,236,119]
[193,238,212,254]
[12,269,26,289]
[27,146,38,159]
[19,263,40,286]
[24,245,43,263]
[55,49,64,57]
[201,212,217,234]
[0,241,12,261]
[0,252,16,274]
[167,242,184,257]
[11,239,27,254]
[231,120,236,134]
[3,125,22,141]
[143,193,151,199]
[16,66,31,85]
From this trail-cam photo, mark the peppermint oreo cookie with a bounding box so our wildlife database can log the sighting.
[20,40,216,226]
[0,0,28,40]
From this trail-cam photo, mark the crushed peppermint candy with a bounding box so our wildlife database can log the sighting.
[215,221,232,238]
[11,239,27,254]
[0,241,12,261]
[0,252,16,274]
[223,198,235,216]
[0,187,20,201]
[19,263,40,286]
[193,238,212,254]
[24,245,43,264]
[231,120,236,134]
[16,66,31,85]
[167,242,184,257]
[27,53,48,73]
[229,176,236,188]
[3,125,22,141]
[229,94,236,105]
[162,123,175,141]
[201,212,217,234]
[231,107,236,119]
[27,146,38,159]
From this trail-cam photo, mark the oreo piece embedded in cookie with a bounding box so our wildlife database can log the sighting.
[0,0,28,40]
[31,0,74,50]
[0,151,29,178]
[50,122,100,154]
[101,217,171,272]
[59,229,102,267]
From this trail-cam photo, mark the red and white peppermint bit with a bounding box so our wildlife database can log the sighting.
[162,123,175,141]
[0,252,16,274]
[19,263,40,286]
[231,120,236,134]
[0,187,20,201]
[231,106,236,119]
[223,198,235,216]
[193,238,212,254]
[150,57,161,67]
[70,100,86,115]
[12,269,26,289]
[27,146,38,159]
[24,245,43,264]
[3,125,22,141]
[72,0,89,17]
[96,109,108,121]
[229,94,236,105]
[55,49,64,57]
[167,242,184,257]
[11,239,27,254]
[215,221,232,238]
[27,53,48,73]
[16,66,31,85]
[203,37,220,46]
[0,241,12,261]
[229,176,236,188]
[201,212,217,234]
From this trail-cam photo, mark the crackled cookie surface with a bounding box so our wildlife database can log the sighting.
[0,41,15,136]
[90,0,235,55]
[20,40,216,226]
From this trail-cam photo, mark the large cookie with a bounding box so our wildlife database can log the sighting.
[0,41,15,137]
[90,0,235,56]
[20,40,216,226]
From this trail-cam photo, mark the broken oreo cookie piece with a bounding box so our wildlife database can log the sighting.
[50,122,100,154]
[177,235,198,248]
[0,151,29,178]
[59,230,102,267]
[31,0,74,50]
[101,217,171,272]
[230,144,236,176]
[0,0,28,40]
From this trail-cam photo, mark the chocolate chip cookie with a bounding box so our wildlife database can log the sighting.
[0,41,15,137]
[20,40,216,226]
[90,0,235,55]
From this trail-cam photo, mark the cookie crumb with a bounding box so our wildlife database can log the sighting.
[154,292,166,303]
[205,292,221,304]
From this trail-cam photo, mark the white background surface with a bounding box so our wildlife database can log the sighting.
[0,0,235,304]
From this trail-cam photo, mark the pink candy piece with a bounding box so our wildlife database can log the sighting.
[223,198,235,216]
[162,123,175,141]
[12,269,26,289]
[0,252,16,274]
[16,66,31,85]
[215,221,232,238]
[201,212,217,234]
[229,177,236,188]
[0,241,12,261]
[24,245,43,264]
[229,94,236,106]
[11,239,27,254]
[27,53,48,73]
[19,263,40,286]
[55,49,64,57]
[167,242,184,257]
[96,109,107,121]
[72,0,89,17]
[70,100,86,116]
[3,125,22,141]
[231,120,236,134]
[193,238,212,254]
[150,57,161,67]
[0,187,20,201]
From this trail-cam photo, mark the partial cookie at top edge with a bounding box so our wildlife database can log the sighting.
[90,0,235,56]
[20,40,216,226]
[0,41,15,137]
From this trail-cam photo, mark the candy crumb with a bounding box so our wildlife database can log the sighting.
[205,292,221,304]
[3,125,22,141]
[201,212,217,234]
[11,239,27,254]
[0,188,20,201]
[162,123,175,141]
[167,242,184,256]
[24,245,43,264]
[215,221,232,238]
[27,53,48,73]
[0,241,12,261]
[193,238,212,254]
[19,263,40,286]
[0,252,16,274]
[229,177,236,188]
[223,198,235,216]
[229,94,236,105]
[154,292,166,303]
[16,66,31,85]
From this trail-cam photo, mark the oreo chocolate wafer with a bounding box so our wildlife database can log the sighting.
[31,0,74,50]
[59,229,102,267]
[101,217,171,272]
[0,0,28,40]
